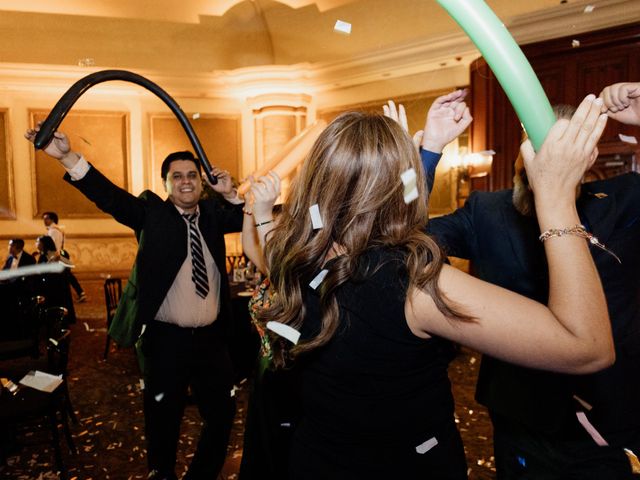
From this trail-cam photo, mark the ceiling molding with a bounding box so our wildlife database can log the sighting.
[507,0,640,45]
[0,0,637,99]
[0,0,359,23]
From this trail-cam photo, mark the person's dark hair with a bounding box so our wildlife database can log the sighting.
[161,151,201,180]
[512,104,577,216]
[10,238,25,250]
[42,211,59,224]
[36,235,57,254]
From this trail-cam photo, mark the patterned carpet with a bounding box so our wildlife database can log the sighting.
[0,279,495,479]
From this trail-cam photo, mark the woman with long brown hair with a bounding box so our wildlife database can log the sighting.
[248,94,613,479]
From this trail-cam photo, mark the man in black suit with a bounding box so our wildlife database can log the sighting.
[26,128,244,480]
[3,239,36,270]
[424,88,640,478]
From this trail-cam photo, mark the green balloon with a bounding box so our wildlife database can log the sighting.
[437,0,556,150]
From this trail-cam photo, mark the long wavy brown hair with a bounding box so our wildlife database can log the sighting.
[259,111,465,364]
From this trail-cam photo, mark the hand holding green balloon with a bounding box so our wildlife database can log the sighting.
[437,0,556,150]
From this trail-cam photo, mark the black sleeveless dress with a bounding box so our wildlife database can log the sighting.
[289,248,468,479]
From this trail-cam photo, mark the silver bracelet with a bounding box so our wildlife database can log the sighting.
[539,224,620,263]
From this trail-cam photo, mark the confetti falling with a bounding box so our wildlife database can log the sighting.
[333,19,352,35]
[401,167,419,204]
[309,204,323,229]
[0,280,496,478]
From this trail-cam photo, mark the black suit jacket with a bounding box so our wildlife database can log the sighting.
[2,251,36,270]
[65,166,243,347]
[428,173,640,438]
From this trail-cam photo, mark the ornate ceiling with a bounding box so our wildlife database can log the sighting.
[2,0,637,73]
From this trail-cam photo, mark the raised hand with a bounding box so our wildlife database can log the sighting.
[599,82,640,126]
[25,125,82,169]
[524,94,607,201]
[248,172,281,222]
[208,167,235,197]
[382,100,424,149]
[421,89,472,153]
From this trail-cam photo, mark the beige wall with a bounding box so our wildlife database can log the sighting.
[0,65,464,276]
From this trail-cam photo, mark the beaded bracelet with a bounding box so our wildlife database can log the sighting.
[539,224,621,263]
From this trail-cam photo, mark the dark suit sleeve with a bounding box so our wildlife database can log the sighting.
[64,165,147,231]
[420,148,441,195]
[426,194,478,260]
[218,202,244,234]
[21,253,36,267]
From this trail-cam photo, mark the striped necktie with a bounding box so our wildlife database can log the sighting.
[183,213,209,299]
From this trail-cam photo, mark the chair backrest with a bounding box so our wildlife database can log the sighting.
[0,295,47,361]
[27,295,46,356]
[44,306,68,341]
[46,328,71,377]
[104,278,122,321]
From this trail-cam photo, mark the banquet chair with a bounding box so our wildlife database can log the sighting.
[0,295,46,361]
[45,306,78,425]
[103,277,122,359]
[0,326,76,479]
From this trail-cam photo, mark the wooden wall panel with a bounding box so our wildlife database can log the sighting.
[30,110,129,218]
[470,22,640,192]
[150,114,241,192]
[0,109,15,219]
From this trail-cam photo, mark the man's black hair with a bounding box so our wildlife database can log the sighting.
[42,211,59,224]
[10,238,25,250]
[161,151,202,180]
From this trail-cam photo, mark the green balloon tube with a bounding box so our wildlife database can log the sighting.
[437,0,556,150]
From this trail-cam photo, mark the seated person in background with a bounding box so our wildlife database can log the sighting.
[250,94,612,479]
[35,235,76,324]
[3,239,36,270]
[36,235,60,264]
[1,239,37,336]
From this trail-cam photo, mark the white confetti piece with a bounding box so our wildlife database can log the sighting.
[0,261,65,281]
[415,436,438,454]
[619,133,638,144]
[572,39,581,48]
[192,112,200,120]
[309,269,328,290]
[309,204,323,229]
[154,393,164,402]
[584,5,595,13]
[334,19,352,35]
[230,386,237,397]
[139,378,145,391]
[266,321,301,345]
[401,167,418,204]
